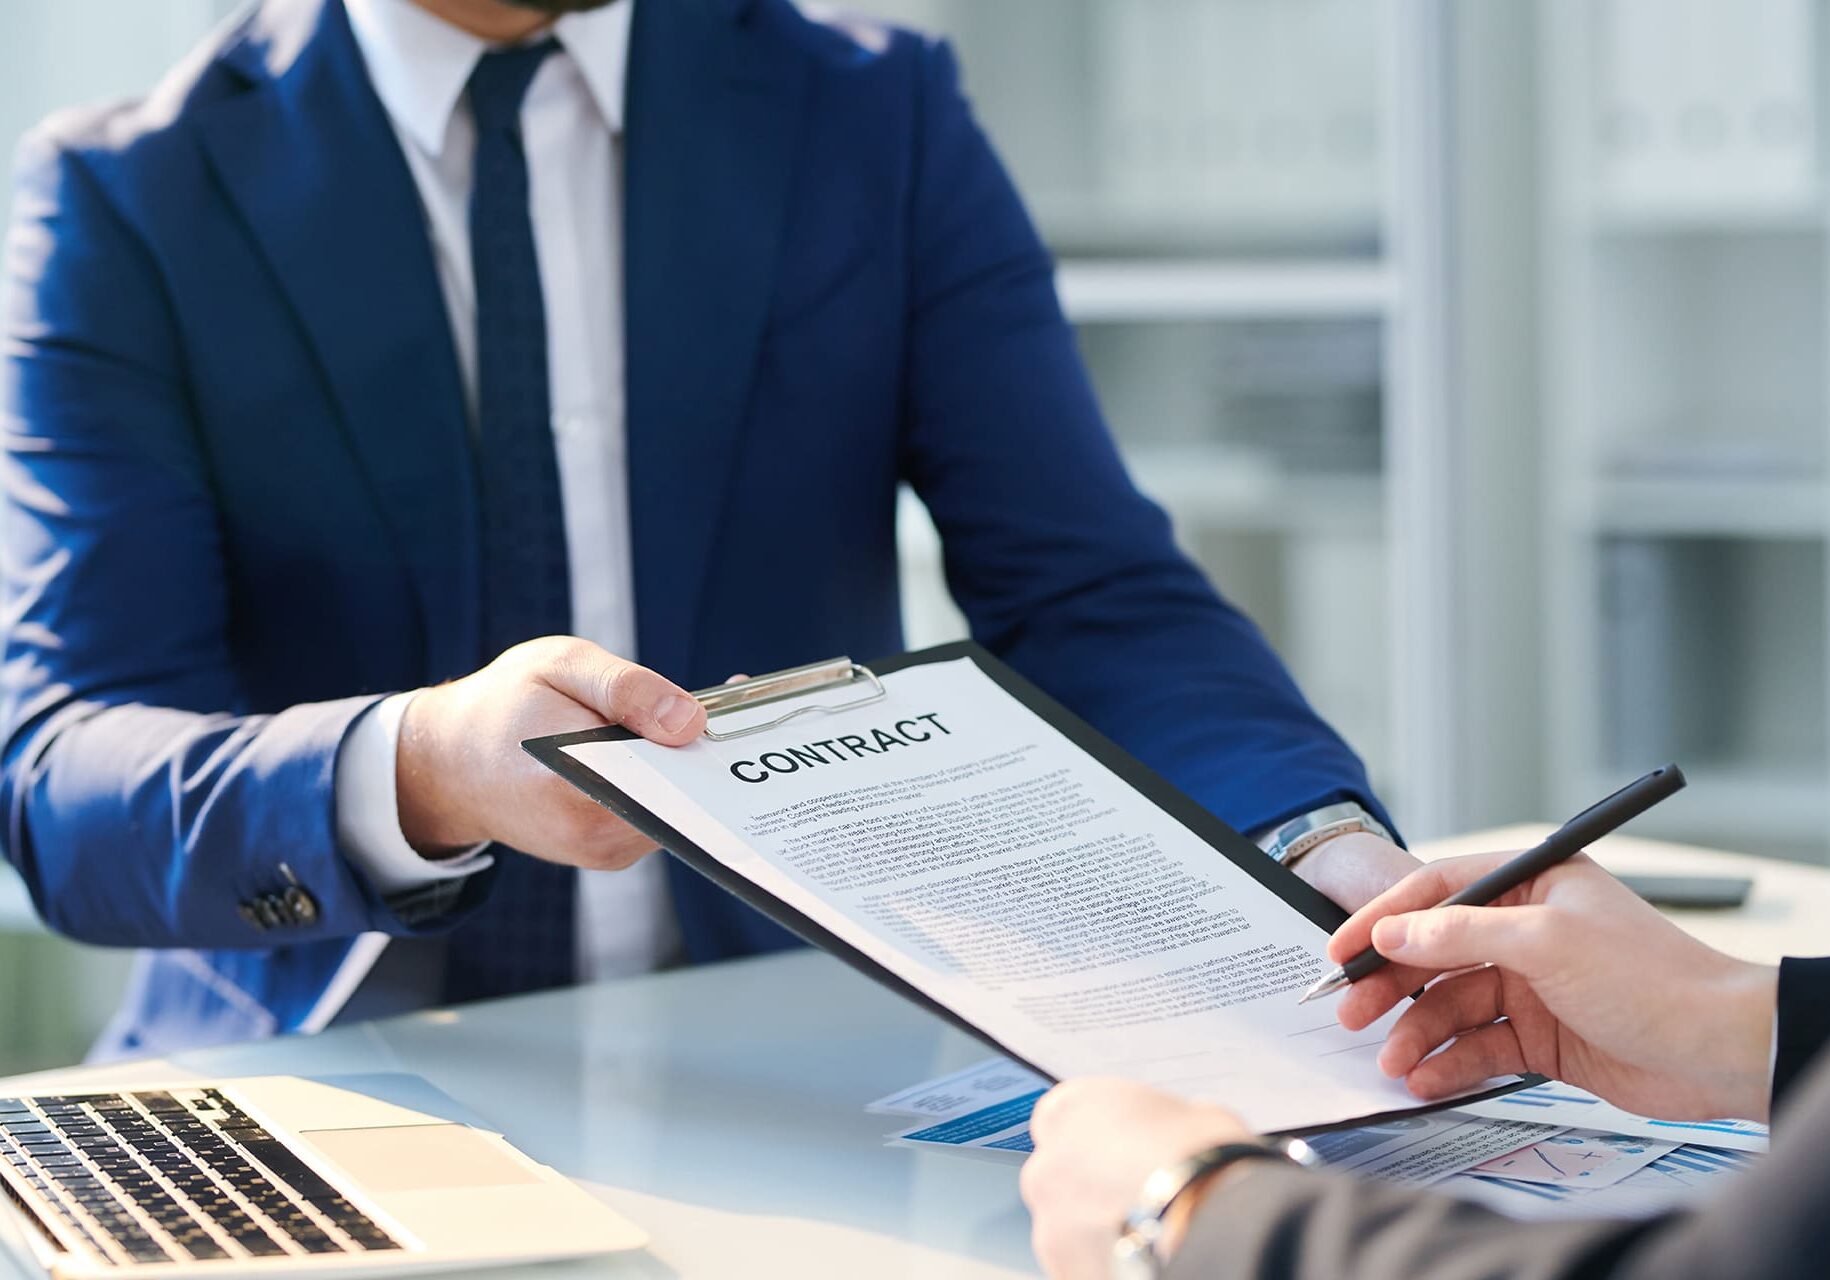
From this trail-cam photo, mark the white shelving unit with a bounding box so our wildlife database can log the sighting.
[876,0,1462,837]
[1541,0,1830,861]
[1055,260,1398,323]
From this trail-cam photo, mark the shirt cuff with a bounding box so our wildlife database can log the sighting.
[336,690,493,896]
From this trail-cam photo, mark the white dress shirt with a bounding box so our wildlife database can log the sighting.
[336,0,682,981]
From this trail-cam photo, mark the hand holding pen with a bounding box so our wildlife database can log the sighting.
[1299,765,1688,1005]
[1312,776,1780,1121]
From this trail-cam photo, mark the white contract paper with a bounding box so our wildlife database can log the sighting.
[561,657,1489,1134]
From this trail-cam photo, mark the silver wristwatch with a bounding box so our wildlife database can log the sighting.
[1255,801,1391,870]
[1111,1136,1319,1279]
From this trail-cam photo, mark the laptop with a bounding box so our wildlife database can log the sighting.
[0,1076,646,1277]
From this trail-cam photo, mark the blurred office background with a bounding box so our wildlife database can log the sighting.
[0,0,1820,1065]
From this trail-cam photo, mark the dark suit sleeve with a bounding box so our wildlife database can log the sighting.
[0,132,461,949]
[1774,956,1830,1108]
[1169,1054,1830,1280]
[895,39,1391,842]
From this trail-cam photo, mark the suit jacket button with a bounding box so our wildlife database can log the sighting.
[253,897,284,929]
[238,902,268,932]
[284,886,320,926]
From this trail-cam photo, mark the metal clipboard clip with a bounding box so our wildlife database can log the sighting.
[693,657,887,742]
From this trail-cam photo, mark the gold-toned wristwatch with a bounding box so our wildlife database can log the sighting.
[1111,1136,1318,1279]
[1256,801,1391,870]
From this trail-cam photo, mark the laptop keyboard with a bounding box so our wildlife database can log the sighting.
[0,1089,403,1266]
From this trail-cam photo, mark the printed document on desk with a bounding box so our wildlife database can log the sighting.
[527,644,1524,1135]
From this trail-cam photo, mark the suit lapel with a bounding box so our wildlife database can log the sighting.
[197,0,480,683]
[624,0,808,681]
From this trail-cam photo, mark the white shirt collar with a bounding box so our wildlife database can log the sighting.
[554,3,633,136]
[344,0,632,156]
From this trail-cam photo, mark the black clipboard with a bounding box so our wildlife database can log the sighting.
[524,640,1532,1136]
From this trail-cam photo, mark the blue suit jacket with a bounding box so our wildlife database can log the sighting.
[0,0,1387,1056]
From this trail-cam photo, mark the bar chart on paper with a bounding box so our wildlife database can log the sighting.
[1461,1082,1769,1153]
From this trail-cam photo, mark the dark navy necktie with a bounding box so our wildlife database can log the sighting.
[444,39,578,1004]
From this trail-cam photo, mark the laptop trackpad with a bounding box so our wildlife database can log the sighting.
[302,1125,542,1194]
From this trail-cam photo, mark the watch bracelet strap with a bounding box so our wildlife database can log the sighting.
[1119,1141,1305,1277]
[1260,801,1390,868]
[1174,1140,1302,1195]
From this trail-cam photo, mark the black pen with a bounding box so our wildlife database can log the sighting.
[1296,764,1688,1005]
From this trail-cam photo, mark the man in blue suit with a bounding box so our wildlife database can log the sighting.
[1,0,1413,1057]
